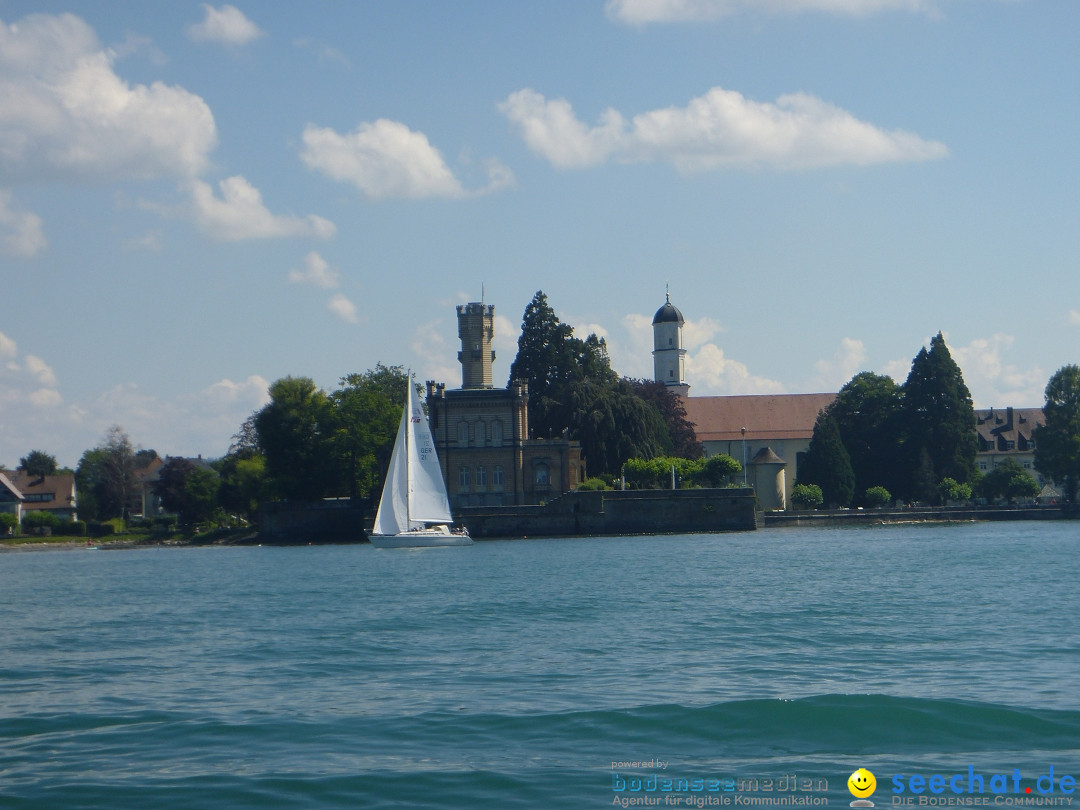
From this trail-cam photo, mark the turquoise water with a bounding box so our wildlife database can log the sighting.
[2,521,1079,808]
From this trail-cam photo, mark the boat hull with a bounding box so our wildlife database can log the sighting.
[370,526,472,548]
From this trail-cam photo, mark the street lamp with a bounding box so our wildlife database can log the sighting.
[741,427,747,487]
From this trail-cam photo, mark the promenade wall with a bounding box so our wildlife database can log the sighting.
[456,487,758,538]
[764,502,1080,527]
[259,499,368,544]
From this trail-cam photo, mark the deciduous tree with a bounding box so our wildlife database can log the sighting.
[1034,364,1080,502]
[18,450,58,478]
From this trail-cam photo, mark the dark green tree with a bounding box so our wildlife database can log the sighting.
[508,291,672,476]
[827,372,904,503]
[978,458,1040,503]
[627,378,702,459]
[329,364,410,498]
[798,410,855,507]
[216,453,268,522]
[74,426,142,521]
[18,450,58,478]
[74,447,108,521]
[564,377,671,475]
[1034,365,1080,502]
[255,376,336,500]
[900,333,977,497]
[153,458,221,527]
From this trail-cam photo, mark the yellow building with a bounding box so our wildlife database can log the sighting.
[427,302,583,507]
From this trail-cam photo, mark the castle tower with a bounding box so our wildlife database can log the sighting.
[457,302,495,389]
[652,290,688,396]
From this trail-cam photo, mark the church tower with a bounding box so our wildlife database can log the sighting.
[652,289,688,396]
[457,302,495,389]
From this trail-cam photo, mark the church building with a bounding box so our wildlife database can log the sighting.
[652,292,835,510]
[426,302,583,508]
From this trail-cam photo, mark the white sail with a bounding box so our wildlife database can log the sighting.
[404,381,453,525]
[372,391,412,535]
[372,376,457,540]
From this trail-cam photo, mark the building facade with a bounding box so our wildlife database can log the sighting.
[654,292,1049,506]
[427,302,583,508]
[975,406,1046,485]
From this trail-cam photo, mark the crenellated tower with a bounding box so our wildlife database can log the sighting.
[457,302,495,389]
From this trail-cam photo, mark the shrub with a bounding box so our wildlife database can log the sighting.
[864,486,892,509]
[21,510,60,531]
[577,477,609,491]
[938,477,972,504]
[791,483,824,510]
[0,512,18,535]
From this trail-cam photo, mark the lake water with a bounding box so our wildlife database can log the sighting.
[2,521,1079,809]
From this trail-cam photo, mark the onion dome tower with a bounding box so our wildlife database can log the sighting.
[652,288,688,396]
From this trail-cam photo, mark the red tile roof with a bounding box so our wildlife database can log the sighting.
[683,393,836,442]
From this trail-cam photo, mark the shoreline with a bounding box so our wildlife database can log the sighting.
[3,506,1079,552]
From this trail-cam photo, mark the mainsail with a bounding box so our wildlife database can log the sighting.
[373,379,452,535]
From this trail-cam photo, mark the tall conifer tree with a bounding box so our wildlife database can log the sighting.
[900,333,977,497]
[798,410,855,507]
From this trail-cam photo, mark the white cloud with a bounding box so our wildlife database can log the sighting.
[24,354,57,387]
[0,331,16,360]
[199,374,270,410]
[606,0,932,24]
[0,13,217,182]
[301,119,513,199]
[686,343,786,394]
[188,176,336,241]
[1068,309,1080,327]
[411,319,458,385]
[498,91,626,169]
[187,4,264,46]
[0,189,45,256]
[326,293,360,324]
[0,331,271,467]
[0,331,65,453]
[948,333,1046,408]
[682,316,724,350]
[289,251,340,288]
[879,332,1045,408]
[501,86,947,172]
[810,337,868,390]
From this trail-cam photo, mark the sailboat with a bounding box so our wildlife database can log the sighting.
[369,376,471,548]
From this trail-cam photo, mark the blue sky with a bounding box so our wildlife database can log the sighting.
[1,0,1078,468]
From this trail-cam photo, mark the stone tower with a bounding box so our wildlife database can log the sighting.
[652,290,688,396]
[457,302,495,389]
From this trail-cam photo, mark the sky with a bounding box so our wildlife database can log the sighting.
[1,0,1078,468]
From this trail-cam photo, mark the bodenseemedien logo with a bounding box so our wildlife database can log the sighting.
[849,768,877,807]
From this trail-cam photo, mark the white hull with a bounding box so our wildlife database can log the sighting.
[370,526,472,548]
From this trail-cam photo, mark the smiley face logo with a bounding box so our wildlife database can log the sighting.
[848,768,877,799]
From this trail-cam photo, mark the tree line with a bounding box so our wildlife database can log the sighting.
[6,291,706,533]
[795,334,1080,507]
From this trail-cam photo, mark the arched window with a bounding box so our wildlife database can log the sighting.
[476,466,487,487]
[459,466,470,489]
[535,464,549,486]
[493,466,504,488]
[476,420,486,447]
[491,420,503,447]
[457,421,469,447]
